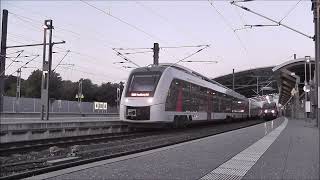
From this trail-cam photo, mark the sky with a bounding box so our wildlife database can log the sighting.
[0,0,315,85]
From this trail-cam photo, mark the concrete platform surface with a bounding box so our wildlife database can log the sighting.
[25,117,319,180]
[243,119,319,180]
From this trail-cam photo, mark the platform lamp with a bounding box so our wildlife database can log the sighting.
[304,56,311,118]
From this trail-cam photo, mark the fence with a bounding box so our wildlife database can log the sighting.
[2,96,118,113]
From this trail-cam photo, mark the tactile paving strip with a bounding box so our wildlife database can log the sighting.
[199,118,288,180]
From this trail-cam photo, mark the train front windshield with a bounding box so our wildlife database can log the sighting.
[262,102,276,109]
[126,72,161,97]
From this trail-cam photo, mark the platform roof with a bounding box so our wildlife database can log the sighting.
[212,66,278,98]
[272,57,315,106]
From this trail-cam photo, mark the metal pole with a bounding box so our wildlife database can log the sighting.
[15,68,21,112]
[313,0,320,127]
[40,20,53,120]
[309,59,312,118]
[317,0,320,128]
[309,60,312,84]
[16,68,21,99]
[305,61,308,118]
[0,9,8,113]
[78,78,83,113]
[153,43,159,66]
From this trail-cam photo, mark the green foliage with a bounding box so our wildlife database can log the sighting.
[24,70,42,98]
[59,80,77,101]
[4,70,124,105]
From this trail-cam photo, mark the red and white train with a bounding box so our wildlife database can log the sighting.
[120,64,262,127]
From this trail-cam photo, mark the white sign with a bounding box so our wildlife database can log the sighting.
[305,101,311,113]
[94,102,108,110]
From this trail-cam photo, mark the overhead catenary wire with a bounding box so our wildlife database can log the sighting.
[208,0,249,56]
[0,50,22,57]
[7,6,124,48]
[6,12,128,82]
[57,65,125,82]
[160,45,210,49]
[113,47,152,51]
[30,58,124,81]
[122,50,153,55]
[168,45,210,68]
[136,1,221,62]
[7,23,126,80]
[54,47,130,74]
[5,52,40,59]
[232,4,247,27]
[8,11,65,41]
[8,11,120,48]
[80,0,165,43]
[112,49,141,67]
[7,55,40,76]
[1,50,24,76]
[53,50,71,72]
[182,60,218,63]
[135,1,200,43]
[230,1,313,39]
[5,3,81,36]
[279,0,302,23]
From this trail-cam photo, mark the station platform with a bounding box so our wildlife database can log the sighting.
[26,117,319,180]
[1,118,126,143]
[0,116,119,123]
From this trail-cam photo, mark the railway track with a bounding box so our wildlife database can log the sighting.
[0,119,267,180]
[0,131,160,155]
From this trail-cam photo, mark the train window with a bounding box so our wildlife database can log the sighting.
[212,91,219,112]
[165,79,233,113]
[127,72,161,97]
[165,79,180,111]
[262,102,276,109]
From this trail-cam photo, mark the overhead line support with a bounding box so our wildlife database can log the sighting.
[231,1,314,39]
[0,9,8,113]
[6,41,66,49]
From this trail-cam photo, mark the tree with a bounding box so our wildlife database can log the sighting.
[95,82,118,106]
[24,70,62,99]
[4,75,18,96]
[4,69,124,107]
[81,79,98,102]
[25,70,42,98]
[59,80,77,101]
[49,71,63,99]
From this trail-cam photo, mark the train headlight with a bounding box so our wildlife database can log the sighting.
[147,98,153,104]
[264,109,268,113]
[271,110,275,114]
[125,98,129,103]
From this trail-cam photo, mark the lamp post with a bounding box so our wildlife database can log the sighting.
[304,56,311,118]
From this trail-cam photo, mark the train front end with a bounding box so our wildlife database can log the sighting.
[120,67,168,124]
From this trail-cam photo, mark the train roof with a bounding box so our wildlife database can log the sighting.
[131,63,247,100]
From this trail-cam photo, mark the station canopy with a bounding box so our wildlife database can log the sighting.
[272,57,315,106]
[212,66,278,98]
